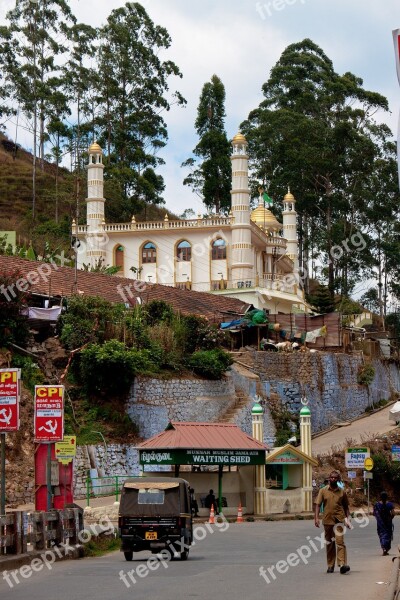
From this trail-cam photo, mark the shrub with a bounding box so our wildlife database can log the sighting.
[357,364,375,386]
[144,300,174,326]
[187,348,233,379]
[79,340,157,395]
[58,296,125,349]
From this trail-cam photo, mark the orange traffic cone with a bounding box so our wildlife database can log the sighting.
[209,504,215,524]
[236,502,243,523]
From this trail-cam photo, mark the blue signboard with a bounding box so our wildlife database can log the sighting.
[392,445,400,462]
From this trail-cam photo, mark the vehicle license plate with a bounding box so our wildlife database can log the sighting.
[145,531,157,540]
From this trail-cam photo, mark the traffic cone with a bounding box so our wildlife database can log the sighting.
[208,504,215,524]
[236,502,243,523]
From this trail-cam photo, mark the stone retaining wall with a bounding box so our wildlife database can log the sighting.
[126,375,236,439]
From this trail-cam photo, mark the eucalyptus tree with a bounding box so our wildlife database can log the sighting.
[182,74,231,214]
[0,0,76,221]
[95,2,185,216]
[241,39,391,298]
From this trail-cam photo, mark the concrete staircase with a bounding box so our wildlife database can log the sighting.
[219,389,251,423]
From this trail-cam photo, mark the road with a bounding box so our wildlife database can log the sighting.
[312,405,397,456]
[0,520,394,600]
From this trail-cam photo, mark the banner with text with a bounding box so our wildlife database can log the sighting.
[0,368,21,432]
[34,385,64,442]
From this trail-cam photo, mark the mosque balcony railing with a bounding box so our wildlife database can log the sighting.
[76,216,234,234]
[264,237,286,248]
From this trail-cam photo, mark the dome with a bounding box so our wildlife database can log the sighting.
[89,141,102,154]
[284,190,295,201]
[251,205,281,231]
[300,406,311,416]
[251,402,264,415]
[232,132,247,145]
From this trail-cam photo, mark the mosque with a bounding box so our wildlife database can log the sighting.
[73,133,308,313]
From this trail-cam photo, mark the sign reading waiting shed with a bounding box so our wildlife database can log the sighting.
[139,449,265,466]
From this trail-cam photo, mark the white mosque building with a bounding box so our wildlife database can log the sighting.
[72,133,307,313]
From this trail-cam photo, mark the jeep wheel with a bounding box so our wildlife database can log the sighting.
[124,551,133,561]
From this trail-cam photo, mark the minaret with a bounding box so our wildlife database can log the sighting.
[299,403,313,512]
[86,142,106,268]
[230,133,254,288]
[282,188,299,272]
[252,399,267,515]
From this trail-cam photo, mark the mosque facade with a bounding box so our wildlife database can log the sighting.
[73,133,307,312]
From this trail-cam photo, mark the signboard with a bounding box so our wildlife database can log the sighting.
[0,368,20,432]
[345,447,370,469]
[364,457,374,471]
[34,385,64,442]
[392,445,400,462]
[363,471,373,480]
[266,450,303,465]
[347,471,357,479]
[139,448,266,466]
[55,435,77,465]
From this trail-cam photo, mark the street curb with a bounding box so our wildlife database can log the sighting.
[0,544,84,574]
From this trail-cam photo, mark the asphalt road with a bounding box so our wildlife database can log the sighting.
[0,519,395,600]
[312,405,397,456]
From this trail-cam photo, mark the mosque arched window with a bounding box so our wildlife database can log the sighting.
[211,238,226,260]
[177,240,191,262]
[115,245,124,270]
[142,242,157,264]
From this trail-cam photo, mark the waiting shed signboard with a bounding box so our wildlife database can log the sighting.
[139,448,265,466]
[0,368,21,432]
[34,385,64,442]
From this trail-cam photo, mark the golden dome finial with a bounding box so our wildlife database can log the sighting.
[232,132,247,145]
[284,187,295,201]
[89,141,102,154]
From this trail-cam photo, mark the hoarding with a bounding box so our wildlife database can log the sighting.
[0,368,20,432]
[34,385,64,442]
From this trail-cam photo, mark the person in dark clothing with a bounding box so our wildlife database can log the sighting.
[204,489,218,513]
[373,491,395,555]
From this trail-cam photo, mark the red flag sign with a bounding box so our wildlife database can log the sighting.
[0,369,20,432]
[34,385,64,442]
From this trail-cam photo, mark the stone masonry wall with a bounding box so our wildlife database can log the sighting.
[249,351,400,432]
[126,375,236,439]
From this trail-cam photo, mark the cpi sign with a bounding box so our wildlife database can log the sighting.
[34,385,64,442]
[0,368,21,432]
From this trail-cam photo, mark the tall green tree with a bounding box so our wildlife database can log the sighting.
[0,0,76,221]
[241,39,393,299]
[95,2,185,218]
[182,74,231,214]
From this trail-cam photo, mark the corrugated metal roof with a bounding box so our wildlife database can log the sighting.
[137,421,268,450]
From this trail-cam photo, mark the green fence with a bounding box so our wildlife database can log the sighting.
[85,474,140,507]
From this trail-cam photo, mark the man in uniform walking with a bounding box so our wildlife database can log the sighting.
[314,470,351,574]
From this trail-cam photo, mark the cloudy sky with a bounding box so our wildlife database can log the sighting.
[2,0,400,216]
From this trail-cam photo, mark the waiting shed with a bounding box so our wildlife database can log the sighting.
[137,421,268,514]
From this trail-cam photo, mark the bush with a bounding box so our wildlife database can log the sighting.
[79,340,157,395]
[144,300,174,326]
[357,364,375,386]
[187,348,233,379]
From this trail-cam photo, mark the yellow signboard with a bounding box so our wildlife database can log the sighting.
[55,435,77,464]
[364,457,374,471]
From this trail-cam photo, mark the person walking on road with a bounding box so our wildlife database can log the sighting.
[373,491,395,555]
[314,470,352,574]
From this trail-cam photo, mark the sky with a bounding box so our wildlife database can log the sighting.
[1,0,400,217]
